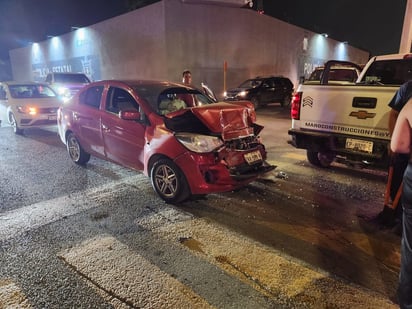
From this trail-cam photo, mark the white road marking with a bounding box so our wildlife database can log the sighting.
[136,209,398,308]
[0,175,144,241]
[0,279,32,308]
[58,235,213,309]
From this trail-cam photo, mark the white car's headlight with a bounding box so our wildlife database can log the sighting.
[17,106,37,115]
[175,133,224,153]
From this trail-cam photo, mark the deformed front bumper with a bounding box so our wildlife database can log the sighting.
[174,145,276,195]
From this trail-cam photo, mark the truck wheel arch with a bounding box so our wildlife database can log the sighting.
[307,150,335,168]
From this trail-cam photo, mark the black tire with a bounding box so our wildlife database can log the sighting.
[150,158,190,203]
[307,150,335,168]
[9,112,24,135]
[66,132,90,165]
[281,95,291,107]
[250,96,260,110]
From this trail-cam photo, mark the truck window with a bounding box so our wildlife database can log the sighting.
[361,59,412,85]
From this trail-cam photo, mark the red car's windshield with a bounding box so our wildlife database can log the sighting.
[132,85,215,115]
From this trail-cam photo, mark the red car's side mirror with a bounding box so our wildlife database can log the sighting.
[119,110,141,121]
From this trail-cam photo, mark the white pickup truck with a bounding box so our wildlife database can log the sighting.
[288,53,412,170]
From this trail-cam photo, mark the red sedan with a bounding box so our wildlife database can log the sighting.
[57,80,274,203]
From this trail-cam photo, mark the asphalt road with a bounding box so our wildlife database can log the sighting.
[0,105,400,308]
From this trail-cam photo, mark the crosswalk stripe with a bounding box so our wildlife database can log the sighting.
[58,235,214,309]
[136,208,397,308]
[0,175,145,241]
[0,279,32,308]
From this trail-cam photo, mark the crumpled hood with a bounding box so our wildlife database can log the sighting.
[164,101,261,140]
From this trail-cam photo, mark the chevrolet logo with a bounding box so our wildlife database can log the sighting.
[349,110,376,119]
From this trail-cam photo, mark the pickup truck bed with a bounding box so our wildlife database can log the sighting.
[289,55,412,170]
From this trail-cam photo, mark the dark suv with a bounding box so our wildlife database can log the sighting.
[224,76,294,109]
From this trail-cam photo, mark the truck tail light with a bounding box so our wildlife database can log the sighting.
[291,92,302,120]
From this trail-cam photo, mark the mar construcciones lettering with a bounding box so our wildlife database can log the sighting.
[304,121,390,138]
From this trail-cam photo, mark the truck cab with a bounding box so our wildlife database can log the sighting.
[45,72,91,100]
[288,54,412,170]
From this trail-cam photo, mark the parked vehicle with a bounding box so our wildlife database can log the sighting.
[57,80,274,203]
[224,76,294,109]
[305,64,361,85]
[45,72,91,100]
[0,81,62,134]
[288,55,412,170]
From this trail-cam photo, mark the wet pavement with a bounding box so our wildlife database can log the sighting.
[0,105,401,308]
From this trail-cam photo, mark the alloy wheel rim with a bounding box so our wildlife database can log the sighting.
[68,137,80,161]
[155,164,177,197]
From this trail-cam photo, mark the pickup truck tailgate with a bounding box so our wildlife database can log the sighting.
[292,84,398,141]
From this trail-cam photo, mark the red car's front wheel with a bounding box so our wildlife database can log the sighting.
[150,158,190,204]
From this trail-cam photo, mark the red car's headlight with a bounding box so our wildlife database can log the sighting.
[175,133,223,153]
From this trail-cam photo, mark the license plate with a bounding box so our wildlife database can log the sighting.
[48,115,57,121]
[345,138,373,153]
[244,150,262,165]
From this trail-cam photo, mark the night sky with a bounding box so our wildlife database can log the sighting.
[0,0,408,79]
[264,0,407,56]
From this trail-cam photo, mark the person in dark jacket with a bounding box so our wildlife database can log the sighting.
[386,81,412,231]
[391,95,412,308]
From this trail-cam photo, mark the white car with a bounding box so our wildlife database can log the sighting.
[0,81,62,134]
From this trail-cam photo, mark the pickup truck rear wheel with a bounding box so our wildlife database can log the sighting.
[281,95,291,107]
[307,150,335,168]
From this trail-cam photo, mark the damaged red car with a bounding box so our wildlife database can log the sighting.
[57,80,274,203]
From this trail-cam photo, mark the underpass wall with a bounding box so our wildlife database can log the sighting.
[9,0,369,98]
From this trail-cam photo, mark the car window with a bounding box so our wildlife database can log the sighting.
[273,79,283,87]
[80,86,103,109]
[132,84,213,115]
[239,79,262,88]
[54,73,90,83]
[361,59,412,85]
[8,84,57,98]
[106,87,139,114]
[329,69,357,82]
[157,87,214,115]
[262,79,273,87]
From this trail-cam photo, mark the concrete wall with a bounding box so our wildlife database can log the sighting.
[9,0,369,99]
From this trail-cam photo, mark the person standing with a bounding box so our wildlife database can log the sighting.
[391,97,412,308]
[182,70,192,85]
[386,81,412,230]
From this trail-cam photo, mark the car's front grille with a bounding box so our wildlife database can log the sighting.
[20,119,57,125]
[38,107,59,114]
[225,135,260,150]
